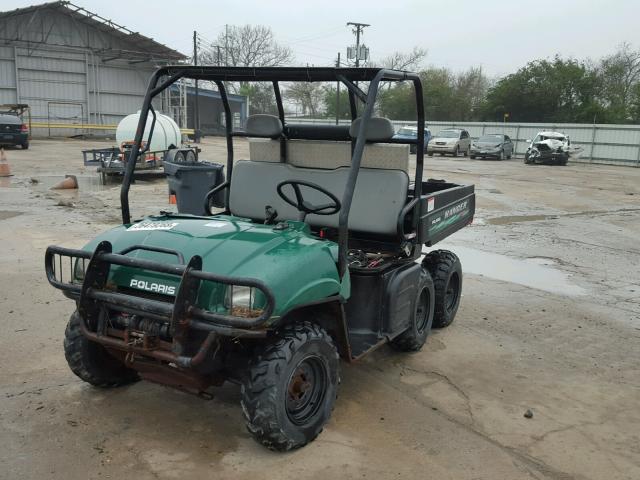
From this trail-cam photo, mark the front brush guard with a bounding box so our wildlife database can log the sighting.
[45,241,274,359]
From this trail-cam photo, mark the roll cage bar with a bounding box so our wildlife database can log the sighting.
[121,66,426,277]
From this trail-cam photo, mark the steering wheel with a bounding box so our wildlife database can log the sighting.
[276,180,341,222]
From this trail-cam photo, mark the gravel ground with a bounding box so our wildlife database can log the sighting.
[0,137,639,480]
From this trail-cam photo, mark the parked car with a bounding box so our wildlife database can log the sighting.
[470,134,513,160]
[427,128,471,157]
[0,114,29,149]
[392,125,432,154]
[524,131,573,165]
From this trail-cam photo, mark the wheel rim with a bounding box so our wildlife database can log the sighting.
[416,288,430,333]
[286,356,328,426]
[445,272,460,314]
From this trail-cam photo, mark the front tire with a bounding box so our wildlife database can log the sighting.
[64,311,139,387]
[422,250,462,328]
[241,322,339,451]
[452,146,459,157]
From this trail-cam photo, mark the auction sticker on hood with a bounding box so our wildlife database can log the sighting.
[127,221,178,231]
[204,221,227,228]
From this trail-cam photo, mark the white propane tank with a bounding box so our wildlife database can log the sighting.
[116,111,181,152]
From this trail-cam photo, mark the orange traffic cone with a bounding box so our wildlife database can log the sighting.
[51,174,78,190]
[0,148,12,177]
[169,193,177,204]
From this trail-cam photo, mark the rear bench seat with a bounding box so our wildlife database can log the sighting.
[229,115,409,236]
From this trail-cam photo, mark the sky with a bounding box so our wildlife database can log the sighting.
[6,0,640,77]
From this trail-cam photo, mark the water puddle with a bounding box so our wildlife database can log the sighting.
[486,214,558,225]
[426,245,586,296]
[0,210,23,221]
[33,175,110,192]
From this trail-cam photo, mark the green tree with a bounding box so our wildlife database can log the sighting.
[322,85,352,120]
[239,83,278,115]
[377,83,418,119]
[597,43,640,123]
[481,57,605,123]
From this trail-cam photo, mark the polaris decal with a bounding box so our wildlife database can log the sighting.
[129,279,176,295]
[127,221,178,231]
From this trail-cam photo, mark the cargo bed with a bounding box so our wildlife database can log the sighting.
[411,180,475,246]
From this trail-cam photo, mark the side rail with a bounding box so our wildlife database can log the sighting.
[45,241,275,338]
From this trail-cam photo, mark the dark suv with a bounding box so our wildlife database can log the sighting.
[0,114,29,149]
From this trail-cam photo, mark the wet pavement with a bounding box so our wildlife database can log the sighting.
[1,137,639,479]
[426,245,587,296]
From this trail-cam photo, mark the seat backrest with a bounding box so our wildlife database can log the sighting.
[249,139,409,171]
[247,115,409,172]
[244,114,283,138]
[229,160,408,236]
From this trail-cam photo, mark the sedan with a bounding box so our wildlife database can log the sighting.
[427,129,471,157]
[392,125,432,154]
[470,134,513,160]
[0,114,29,149]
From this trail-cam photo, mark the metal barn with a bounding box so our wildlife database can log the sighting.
[0,1,187,136]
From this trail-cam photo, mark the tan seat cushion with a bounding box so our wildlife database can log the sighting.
[248,138,410,172]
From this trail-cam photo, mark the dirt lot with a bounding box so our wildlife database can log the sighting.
[1,138,639,480]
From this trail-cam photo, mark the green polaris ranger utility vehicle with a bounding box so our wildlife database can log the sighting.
[45,67,475,451]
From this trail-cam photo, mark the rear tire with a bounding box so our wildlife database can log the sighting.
[422,250,462,328]
[390,269,435,351]
[241,322,339,451]
[64,311,139,387]
[470,155,476,159]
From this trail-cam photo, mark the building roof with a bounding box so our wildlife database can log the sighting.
[178,85,247,104]
[0,1,187,62]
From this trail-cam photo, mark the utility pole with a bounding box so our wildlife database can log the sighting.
[336,52,341,125]
[346,22,370,67]
[225,24,229,66]
[193,30,200,143]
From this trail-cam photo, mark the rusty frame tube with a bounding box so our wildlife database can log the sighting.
[79,313,216,369]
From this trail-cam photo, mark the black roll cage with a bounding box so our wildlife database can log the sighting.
[121,66,426,277]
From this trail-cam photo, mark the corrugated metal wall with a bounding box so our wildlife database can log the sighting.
[0,9,164,136]
[291,118,640,167]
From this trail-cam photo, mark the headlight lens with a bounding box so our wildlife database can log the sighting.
[73,258,87,283]
[225,286,263,317]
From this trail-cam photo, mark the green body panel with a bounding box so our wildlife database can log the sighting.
[82,215,343,322]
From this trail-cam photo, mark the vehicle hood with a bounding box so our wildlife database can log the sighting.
[82,215,343,317]
[531,138,566,151]
[431,136,457,143]
[392,133,417,140]
[0,114,21,125]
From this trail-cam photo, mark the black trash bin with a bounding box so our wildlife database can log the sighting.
[164,161,225,215]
